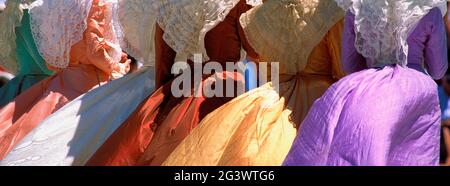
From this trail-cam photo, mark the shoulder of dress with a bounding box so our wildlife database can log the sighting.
[420,7,444,34]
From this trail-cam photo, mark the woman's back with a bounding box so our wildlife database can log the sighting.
[284,3,448,166]
[301,19,346,79]
[204,0,257,64]
[343,8,447,80]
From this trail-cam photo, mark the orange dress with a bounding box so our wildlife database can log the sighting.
[87,0,258,166]
[163,19,345,166]
[0,0,129,160]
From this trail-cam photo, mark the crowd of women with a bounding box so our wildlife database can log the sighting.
[0,0,448,166]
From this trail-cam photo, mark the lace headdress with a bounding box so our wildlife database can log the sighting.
[240,0,344,74]
[118,0,261,66]
[335,0,447,66]
[118,0,158,67]
[155,0,244,63]
[28,0,124,69]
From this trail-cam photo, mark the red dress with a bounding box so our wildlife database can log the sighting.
[87,0,258,166]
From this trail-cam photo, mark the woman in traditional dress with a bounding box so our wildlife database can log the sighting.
[0,0,53,107]
[163,0,346,166]
[0,0,130,160]
[0,0,158,166]
[86,0,259,166]
[283,0,448,166]
[0,0,261,166]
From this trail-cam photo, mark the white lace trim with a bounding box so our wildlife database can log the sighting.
[335,0,447,66]
[28,0,124,69]
[28,0,93,69]
[240,0,344,74]
[157,0,241,63]
[118,0,158,67]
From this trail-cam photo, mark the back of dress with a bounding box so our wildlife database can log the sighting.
[283,2,448,166]
[342,8,447,80]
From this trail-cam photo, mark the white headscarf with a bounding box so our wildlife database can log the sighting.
[28,0,123,69]
[118,0,262,67]
[240,0,344,74]
[118,0,158,67]
[156,0,244,63]
[335,0,447,66]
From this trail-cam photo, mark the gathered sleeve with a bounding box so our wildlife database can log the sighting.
[342,11,367,74]
[83,0,130,76]
[424,8,448,80]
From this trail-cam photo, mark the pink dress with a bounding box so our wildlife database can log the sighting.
[0,0,129,160]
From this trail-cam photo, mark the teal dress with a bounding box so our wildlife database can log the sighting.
[0,10,53,107]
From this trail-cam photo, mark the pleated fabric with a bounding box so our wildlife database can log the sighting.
[0,68,154,166]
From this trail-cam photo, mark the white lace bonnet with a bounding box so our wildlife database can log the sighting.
[117,0,158,67]
[119,0,262,66]
[240,0,345,74]
[156,0,260,63]
[335,0,447,66]
[28,0,124,69]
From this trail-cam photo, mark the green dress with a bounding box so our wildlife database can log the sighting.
[0,10,53,107]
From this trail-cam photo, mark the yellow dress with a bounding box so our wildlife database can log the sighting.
[162,0,345,166]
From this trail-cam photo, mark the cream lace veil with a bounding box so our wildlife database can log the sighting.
[28,0,124,69]
[240,0,345,75]
[118,0,158,67]
[156,0,244,63]
[335,0,447,66]
[118,0,262,66]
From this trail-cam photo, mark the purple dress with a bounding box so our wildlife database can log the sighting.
[283,8,448,166]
